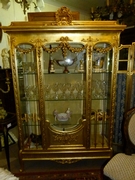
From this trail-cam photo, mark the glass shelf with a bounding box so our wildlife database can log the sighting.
[44,72,85,75]
[18,71,37,76]
[92,98,108,100]
[20,98,85,101]
[45,98,84,101]
[21,99,39,101]
[92,71,112,74]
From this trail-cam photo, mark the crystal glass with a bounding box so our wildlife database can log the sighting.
[44,85,51,100]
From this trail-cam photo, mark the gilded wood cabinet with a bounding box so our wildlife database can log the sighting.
[2,7,126,171]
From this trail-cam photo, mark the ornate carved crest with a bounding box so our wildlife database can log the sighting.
[55,7,73,25]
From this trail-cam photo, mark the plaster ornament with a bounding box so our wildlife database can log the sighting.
[1,48,10,69]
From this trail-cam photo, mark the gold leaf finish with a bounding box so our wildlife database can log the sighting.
[1,7,126,171]
[55,7,73,25]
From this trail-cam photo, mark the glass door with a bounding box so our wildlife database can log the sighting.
[91,42,113,148]
[16,43,42,149]
[42,42,86,131]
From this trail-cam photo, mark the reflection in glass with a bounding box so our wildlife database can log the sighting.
[92,80,108,99]
[24,85,38,100]
[92,42,112,72]
[119,48,128,60]
[43,43,86,73]
[16,44,41,149]
[118,61,128,70]
[22,62,37,73]
[92,53,105,72]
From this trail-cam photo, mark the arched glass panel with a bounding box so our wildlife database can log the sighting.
[16,43,42,149]
[42,43,86,131]
[91,42,113,148]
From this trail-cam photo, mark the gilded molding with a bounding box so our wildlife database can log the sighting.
[15,45,34,53]
[86,45,92,148]
[30,38,47,47]
[10,36,24,149]
[54,159,79,164]
[118,44,131,50]
[82,36,99,43]
[32,38,47,149]
[110,38,119,146]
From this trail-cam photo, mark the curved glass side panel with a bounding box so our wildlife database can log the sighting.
[131,43,135,108]
[114,44,133,145]
[133,43,135,71]
[118,47,129,71]
[16,43,42,149]
[42,43,86,131]
[91,42,112,148]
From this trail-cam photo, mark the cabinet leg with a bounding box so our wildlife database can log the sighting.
[19,150,24,172]
[3,128,10,171]
[19,165,24,172]
[0,136,2,151]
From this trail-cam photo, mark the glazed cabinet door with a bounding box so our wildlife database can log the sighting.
[15,41,87,150]
[91,42,113,149]
[16,43,42,149]
[42,42,87,149]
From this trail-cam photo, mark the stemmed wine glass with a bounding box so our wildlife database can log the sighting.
[61,83,67,99]
[101,80,107,98]
[76,82,84,99]
[44,84,51,100]
[69,84,76,99]
[52,83,59,100]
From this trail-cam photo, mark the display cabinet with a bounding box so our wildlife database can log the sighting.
[2,7,126,171]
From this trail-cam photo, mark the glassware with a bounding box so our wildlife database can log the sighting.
[44,85,51,100]
[22,62,29,74]
[61,83,67,99]
[52,83,59,100]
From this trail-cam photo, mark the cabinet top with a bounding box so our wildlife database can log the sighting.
[1,6,126,33]
[2,20,126,33]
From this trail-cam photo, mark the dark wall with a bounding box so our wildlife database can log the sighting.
[120,26,135,45]
[0,69,16,113]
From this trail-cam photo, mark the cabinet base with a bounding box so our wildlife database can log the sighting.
[19,149,112,172]
[16,168,103,180]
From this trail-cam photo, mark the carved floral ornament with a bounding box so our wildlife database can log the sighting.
[53,133,78,144]
[42,37,86,58]
[55,159,79,164]
[15,36,112,56]
[55,7,73,25]
[94,45,112,53]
